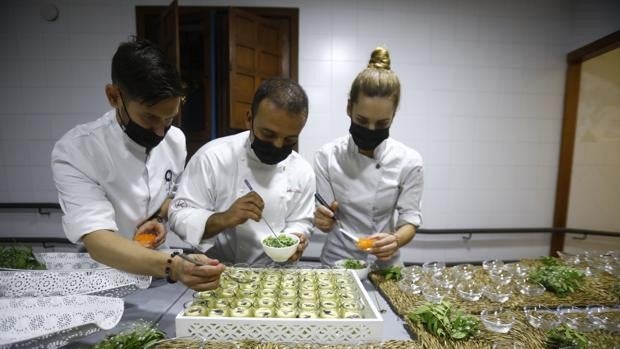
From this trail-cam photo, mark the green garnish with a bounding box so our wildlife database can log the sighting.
[93,322,165,349]
[408,301,479,340]
[380,266,403,281]
[545,325,588,349]
[528,258,584,297]
[0,246,46,270]
[342,259,365,269]
[540,256,563,266]
[263,234,296,248]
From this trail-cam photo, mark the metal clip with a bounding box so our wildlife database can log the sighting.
[462,232,472,241]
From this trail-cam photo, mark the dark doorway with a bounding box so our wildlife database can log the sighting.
[136,3,299,157]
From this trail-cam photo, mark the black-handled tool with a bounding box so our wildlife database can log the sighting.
[314,193,359,243]
[314,193,338,220]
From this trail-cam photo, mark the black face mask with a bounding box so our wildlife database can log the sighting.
[349,121,389,150]
[250,125,294,165]
[119,93,169,151]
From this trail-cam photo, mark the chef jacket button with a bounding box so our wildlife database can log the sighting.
[375,164,380,169]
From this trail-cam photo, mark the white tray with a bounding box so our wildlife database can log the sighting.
[0,268,151,298]
[175,269,383,344]
[0,295,124,349]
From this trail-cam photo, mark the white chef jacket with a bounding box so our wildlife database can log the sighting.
[168,131,315,265]
[315,135,423,266]
[51,110,186,243]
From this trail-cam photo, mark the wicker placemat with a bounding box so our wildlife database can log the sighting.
[370,260,620,349]
[374,264,618,316]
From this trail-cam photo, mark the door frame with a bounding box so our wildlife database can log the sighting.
[550,30,620,255]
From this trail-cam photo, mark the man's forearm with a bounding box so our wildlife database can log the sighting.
[159,197,172,220]
[203,212,232,239]
[394,224,416,248]
[82,230,170,277]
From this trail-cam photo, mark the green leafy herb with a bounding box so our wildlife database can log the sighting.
[380,266,403,281]
[263,234,296,248]
[0,246,46,270]
[545,325,588,349]
[93,322,165,349]
[343,259,366,269]
[528,259,584,297]
[540,256,563,267]
[407,301,479,340]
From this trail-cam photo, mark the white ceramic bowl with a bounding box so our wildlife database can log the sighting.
[261,233,300,262]
[334,259,369,279]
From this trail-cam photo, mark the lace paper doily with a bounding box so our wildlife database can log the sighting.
[0,295,124,348]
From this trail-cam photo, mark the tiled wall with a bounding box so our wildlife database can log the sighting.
[0,0,618,262]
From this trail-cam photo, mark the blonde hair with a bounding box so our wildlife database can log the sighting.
[349,46,400,110]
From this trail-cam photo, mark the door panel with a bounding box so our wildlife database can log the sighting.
[236,46,256,72]
[259,52,280,76]
[564,47,620,253]
[160,0,181,126]
[228,7,282,130]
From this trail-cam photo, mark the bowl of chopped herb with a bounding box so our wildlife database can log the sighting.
[334,259,369,279]
[261,233,299,262]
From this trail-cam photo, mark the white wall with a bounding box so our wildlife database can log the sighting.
[0,0,618,262]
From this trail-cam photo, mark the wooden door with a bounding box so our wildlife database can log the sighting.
[551,31,620,255]
[160,0,182,126]
[228,8,283,130]
[562,47,620,253]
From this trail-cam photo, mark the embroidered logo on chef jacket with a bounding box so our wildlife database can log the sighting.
[174,199,188,209]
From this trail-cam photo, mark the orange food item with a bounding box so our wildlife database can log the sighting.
[357,237,374,251]
[134,232,157,247]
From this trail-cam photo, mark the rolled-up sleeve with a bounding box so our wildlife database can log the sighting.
[51,142,117,243]
[168,154,216,245]
[283,169,315,238]
[396,164,424,228]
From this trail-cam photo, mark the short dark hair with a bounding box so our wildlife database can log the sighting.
[251,78,309,119]
[111,37,184,106]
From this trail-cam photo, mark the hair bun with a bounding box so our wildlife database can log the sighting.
[367,46,391,70]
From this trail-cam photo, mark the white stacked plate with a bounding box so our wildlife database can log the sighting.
[0,295,124,348]
[0,252,151,298]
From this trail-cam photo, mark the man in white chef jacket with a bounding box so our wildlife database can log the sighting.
[51,39,224,290]
[169,78,315,265]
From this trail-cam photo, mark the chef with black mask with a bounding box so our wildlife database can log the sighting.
[169,78,314,265]
[313,47,424,267]
[52,38,225,290]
